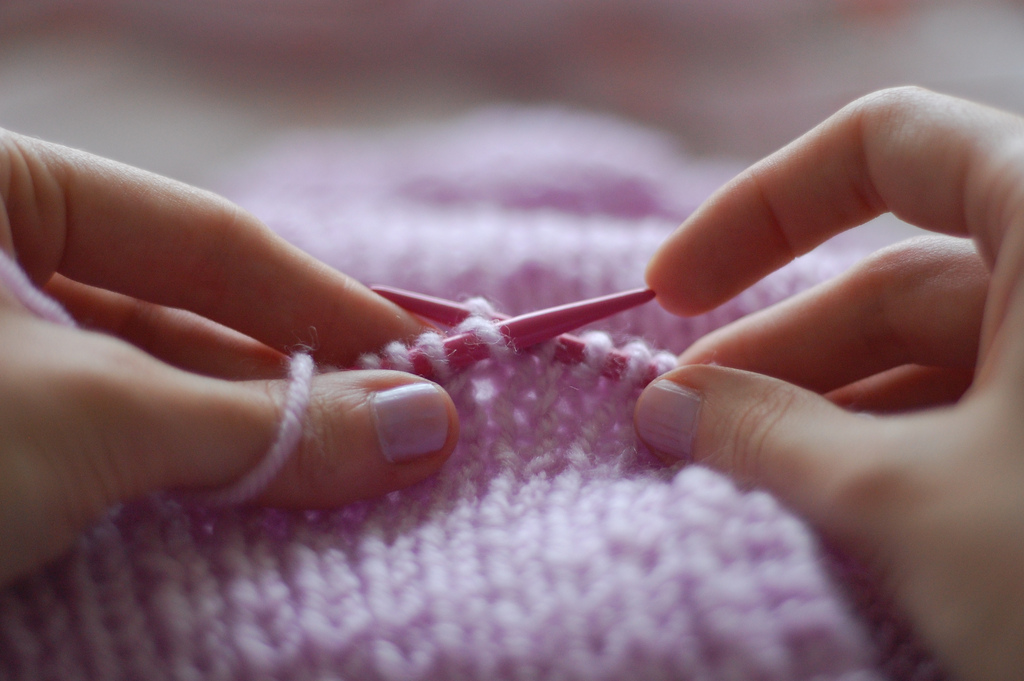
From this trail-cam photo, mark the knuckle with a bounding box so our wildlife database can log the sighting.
[862,234,978,278]
[842,86,943,160]
[723,380,802,484]
[287,388,338,485]
[14,338,157,529]
[847,85,935,123]
[0,133,67,277]
[846,235,986,364]
[287,386,393,501]
[863,234,983,303]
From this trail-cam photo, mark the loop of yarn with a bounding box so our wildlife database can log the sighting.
[0,247,315,507]
[364,315,677,386]
[190,352,315,506]
[0,107,934,680]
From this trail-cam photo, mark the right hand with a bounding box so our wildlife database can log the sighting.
[634,87,1024,680]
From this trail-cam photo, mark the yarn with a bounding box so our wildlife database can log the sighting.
[189,352,315,506]
[0,247,314,507]
[0,249,76,328]
[359,297,679,386]
[0,108,941,680]
[0,331,884,681]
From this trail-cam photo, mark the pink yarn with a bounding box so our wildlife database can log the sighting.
[0,249,76,328]
[0,108,940,680]
[189,352,315,506]
[359,296,679,385]
[0,247,313,507]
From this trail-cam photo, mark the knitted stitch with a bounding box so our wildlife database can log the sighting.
[0,108,940,680]
[0,335,881,681]
[358,297,678,386]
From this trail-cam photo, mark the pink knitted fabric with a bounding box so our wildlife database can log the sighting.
[0,109,940,680]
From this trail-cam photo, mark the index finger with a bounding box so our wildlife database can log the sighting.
[646,87,1024,317]
[0,132,423,366]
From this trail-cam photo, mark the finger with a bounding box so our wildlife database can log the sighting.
[0,131,424,365]
[0,316,457,583]
[253,369,458,508]
[634,367,1024,681]
[44,274,288,380]
[646,87,1024,317]
[678,236,989,393]
[632,365,926,549]
[827,365,975,413]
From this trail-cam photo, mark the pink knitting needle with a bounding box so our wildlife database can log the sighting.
[372,285,656,376]
[373,285,654,338]
[497,288,655,350]
[372,285,476,327]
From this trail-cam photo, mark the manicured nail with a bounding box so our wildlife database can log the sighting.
[372,383,450,462]
[634,380,701,460]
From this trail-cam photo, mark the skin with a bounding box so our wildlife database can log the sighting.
[638,87,1024,680]
[0,131,459,587]
[4,87,1022,680]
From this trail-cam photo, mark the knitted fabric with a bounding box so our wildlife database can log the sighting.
[0,108,939,680]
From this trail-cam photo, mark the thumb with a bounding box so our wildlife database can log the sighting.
[129,359,460,509]
[634,364,887,537]
[2,316,459,570]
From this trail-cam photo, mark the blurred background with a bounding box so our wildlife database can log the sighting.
[1,0,1023,240]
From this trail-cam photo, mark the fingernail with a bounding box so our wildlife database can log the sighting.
[371,383,450,463]
[634,380,701,460]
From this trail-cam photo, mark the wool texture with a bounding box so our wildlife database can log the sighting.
[0,108,941,680]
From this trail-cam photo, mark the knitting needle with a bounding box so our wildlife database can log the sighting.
[372,285,656,374]
[497,288,655,350]
[373,285,654,340]
[372,285,476,327]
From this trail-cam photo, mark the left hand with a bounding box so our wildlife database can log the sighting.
[0,131,459,586]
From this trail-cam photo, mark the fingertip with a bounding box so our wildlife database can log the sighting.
[645,204,741,317]
[644,237,705,318]
[634,377,703,463]
[258,371,459,508]
[635,365,859,523]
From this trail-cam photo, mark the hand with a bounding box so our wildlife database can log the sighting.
[633,87,1024,681]
[0,132,459,587]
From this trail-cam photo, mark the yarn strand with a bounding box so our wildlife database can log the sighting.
[0,247,314,507]
[0,249,76,327]
[192,352,315,506]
